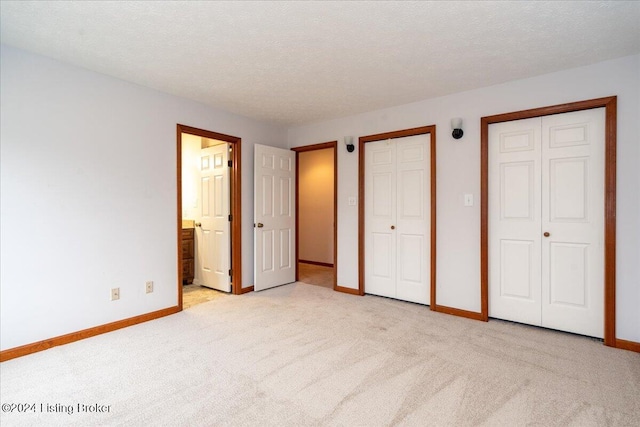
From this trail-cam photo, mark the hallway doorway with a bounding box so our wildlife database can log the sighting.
[293,142,337,289]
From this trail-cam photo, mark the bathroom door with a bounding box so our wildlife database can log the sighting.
[197,143,231,292]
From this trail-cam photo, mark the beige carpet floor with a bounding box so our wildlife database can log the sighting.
[1,283,638,426]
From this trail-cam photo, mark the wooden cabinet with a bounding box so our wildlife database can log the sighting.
[181,228,194,284]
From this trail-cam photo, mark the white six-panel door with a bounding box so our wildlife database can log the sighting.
[488,117,543,325]
[254,144,296,291]
[197,144,231,292]
[365,140,397,299]
[365,134,431,305]
[489,108,605,338]
[541,109,605,336]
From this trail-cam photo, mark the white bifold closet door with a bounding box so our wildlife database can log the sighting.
[489,108,605,338]
[365,134,431,305]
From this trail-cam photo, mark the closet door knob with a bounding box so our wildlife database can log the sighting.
[543,232,550,237]
[195,222,202,227]
[391,225,395,230]
[256,223,264,228]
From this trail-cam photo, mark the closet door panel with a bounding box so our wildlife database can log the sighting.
[365,141,397,298]
[489,118,542,325]
[396,135,430,304]
[541,108,605,338]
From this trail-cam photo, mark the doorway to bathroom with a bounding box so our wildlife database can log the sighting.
[177,125,243,309]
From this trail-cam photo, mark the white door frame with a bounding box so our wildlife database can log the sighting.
[358,125,437,306]
[480,96,618,347]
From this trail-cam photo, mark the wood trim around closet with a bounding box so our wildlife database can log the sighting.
[479,96,620,348]
[358,126,436,305]
[615,339,640,353]
[292,141,338,290]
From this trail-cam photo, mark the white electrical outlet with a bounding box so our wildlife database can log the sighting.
[145,281,154,294]
[111,287,120,301]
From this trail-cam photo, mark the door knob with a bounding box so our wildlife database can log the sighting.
[391,225,395,230]
[256,223,264,228]
[195,222,202,227]
[543,232,550,237]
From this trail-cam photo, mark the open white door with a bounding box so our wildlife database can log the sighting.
[254,144,296,291]
[197,143,231,292]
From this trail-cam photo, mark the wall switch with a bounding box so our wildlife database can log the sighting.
[464,194,474,207]
[145,281,154,294]
[348,196,357,206]
[111,287,120,301]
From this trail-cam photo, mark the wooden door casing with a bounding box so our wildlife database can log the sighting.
[481,97,617,347]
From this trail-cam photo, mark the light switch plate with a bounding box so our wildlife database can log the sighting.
[464,194,473,207]
[348,197,357,206]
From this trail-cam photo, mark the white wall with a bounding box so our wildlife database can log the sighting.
[289,54,640,342]
[299,148,334,264]
[0,45,287,350]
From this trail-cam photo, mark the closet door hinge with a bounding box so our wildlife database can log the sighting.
[228,214,232,222]
[228,160,232,167]
[228,269,232,277]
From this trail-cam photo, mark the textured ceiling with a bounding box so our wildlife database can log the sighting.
[1,1,639,125]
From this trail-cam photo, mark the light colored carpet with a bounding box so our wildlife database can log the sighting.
[1,283,639,426]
